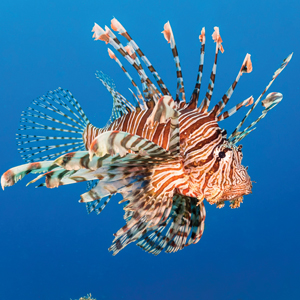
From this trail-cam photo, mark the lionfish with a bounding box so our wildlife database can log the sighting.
[1,19,292,255]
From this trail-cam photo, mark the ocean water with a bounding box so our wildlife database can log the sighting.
[0,1,299,299]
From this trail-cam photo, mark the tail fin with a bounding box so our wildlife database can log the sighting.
[16,70,141,164]
[17,88,89,163]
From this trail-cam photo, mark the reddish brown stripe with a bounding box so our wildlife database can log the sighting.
[185,128,221,156]
[136,109,152,136]
[172,47,178,57]
[121,113,131,132]
[161,124,171,150]
[176,71,182,77]
[120,134,134,149]
[179,113,214,135]
[202,158,220,192]
[155,174,184,195]
[148,65,155,72]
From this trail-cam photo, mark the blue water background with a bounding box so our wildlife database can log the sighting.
[0,1,299,299]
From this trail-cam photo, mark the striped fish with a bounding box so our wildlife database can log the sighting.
[1,19,292,255]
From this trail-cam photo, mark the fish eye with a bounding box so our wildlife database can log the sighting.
[219,151,226,158]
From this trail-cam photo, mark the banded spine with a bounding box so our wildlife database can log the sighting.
[111,18,170,96]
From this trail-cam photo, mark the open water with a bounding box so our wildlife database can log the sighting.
[0,1,299,299]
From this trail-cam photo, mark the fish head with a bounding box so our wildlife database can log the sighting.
[203,142,252,207]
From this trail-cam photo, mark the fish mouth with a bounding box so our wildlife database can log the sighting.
[221,183,252,201]
[204,183,252,205]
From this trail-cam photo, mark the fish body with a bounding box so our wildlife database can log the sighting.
[83,106,251,207]
[1,19,292,255]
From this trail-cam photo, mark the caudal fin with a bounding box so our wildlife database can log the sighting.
[17,88,90,163]
[16,70,142,164]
